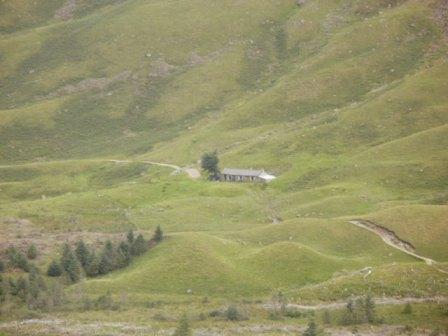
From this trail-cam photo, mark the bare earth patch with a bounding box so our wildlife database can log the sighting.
[48,71,132,97]
[0,217,148,260]
[54,0,77,21]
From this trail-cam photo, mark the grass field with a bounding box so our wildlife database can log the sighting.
[0,0,447,333]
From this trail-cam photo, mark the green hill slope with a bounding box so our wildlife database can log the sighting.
[0,0,447,302]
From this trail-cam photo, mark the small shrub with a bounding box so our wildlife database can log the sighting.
[47,261,63,277]
[402,302,412,314]
[173,314,191,336]
[7,247,30,272]
[226,305,239,321]
[153,225,163,242]
[95,291,118,310]
[322,309,331,324]
[402,325,413,335]
[284,308,301,318]
[303,320,318,336]
[146,300,164,308]
[225,305,248,321]
[152,312,169,321]
[208,309,221,317]
[27,244,37,260]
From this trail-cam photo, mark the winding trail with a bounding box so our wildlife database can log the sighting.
[106,159,200,179]
[348,219,448,275]
[0,158,201,179]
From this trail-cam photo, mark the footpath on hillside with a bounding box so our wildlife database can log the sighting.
[0,158,201,180]
[348,219,448,275]
[106,159,201,179]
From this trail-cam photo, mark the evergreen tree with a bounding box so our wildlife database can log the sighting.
[131,234,148,256]
[75,240,90,269]
[47,260,63,277]
[116,242,132,268]
[173,314,192,336]
[200,151,220,180]
[127,229,135,245]
[303,320,318,336]
[16,252,30,272]
[85,252,100,277]
[153,225,163,242]
[60,243,81,283]
[98,240,117,275]
[27,244,38,260]
[7,247,30,272]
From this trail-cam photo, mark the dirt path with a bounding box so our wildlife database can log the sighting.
[263,296,448,311]
[348,219,448,275]
[106,159,200,179]
[0,158,200,179]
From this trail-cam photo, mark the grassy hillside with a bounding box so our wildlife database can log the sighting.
[0,0,447,309]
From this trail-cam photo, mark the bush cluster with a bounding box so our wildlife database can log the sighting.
[0,268,65,312]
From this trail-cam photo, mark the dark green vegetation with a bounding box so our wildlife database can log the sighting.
[201,152,220,180]
[0,0,448,334]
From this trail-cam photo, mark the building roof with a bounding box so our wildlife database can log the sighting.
[259,172,277,181]
[221,168,264,177]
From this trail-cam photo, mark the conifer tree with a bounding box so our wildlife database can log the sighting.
[98,240,117,274]
[47,260,63,277]
[75,240,90,269]
[85,252,100,277]
[153,226,163,242]
[7,247,30,272]
[131,234,148,256]
[60,243,81,283]
[116,242,132,268]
